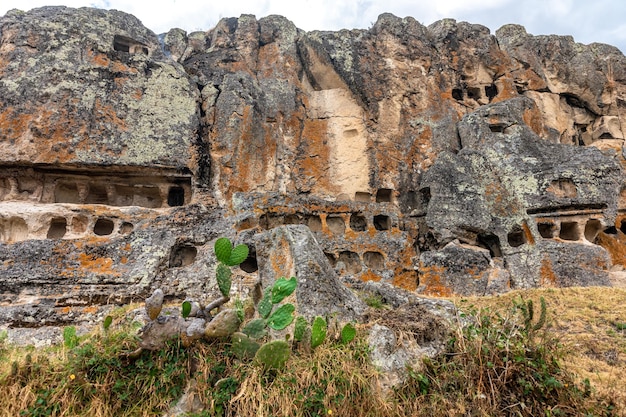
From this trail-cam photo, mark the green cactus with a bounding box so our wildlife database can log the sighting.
[181,301,192,318]
[231,332,261,359]
[216,263,232,297]
[311,316,327,349]
[271,277,297,304]
[242,318,267,339]
[102,315,113,331]
[258,288,273,319]
[214,237,249,266]
[293,316,308,342]
[341,322,357,344]
[267,304,295,330]
[255,340,291,370]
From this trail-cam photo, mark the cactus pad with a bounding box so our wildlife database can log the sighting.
[267,303,295,330]
[255,340,291,370]
[216,263,232,297]
[311,316,327,348]
[271,276,297,304]
[232,332,261,359]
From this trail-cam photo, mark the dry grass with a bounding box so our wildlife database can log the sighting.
[456,287,626,414]
[0,287,624,416]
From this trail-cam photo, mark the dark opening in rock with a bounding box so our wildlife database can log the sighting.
[325,252,337,267]
[349,213,367,232]
[373,215,390,231]
[376,188,393,203]
[363,251,384,270]
[604,226,618,235]
[94,218,115,236]
[507,225,527,247]
[240,248,258,273]
[326,215,345,235]
[537,222,556,238]
[306,215,323,232]
[54,182,81,204]
[467,87,482,100]
[477,233,502,258]
[167,186,185,207]
[599,133,614,139]
[113,35,148,54]
[452,88,463,100]
[419,187,431,206]
[485,84,498,100]
[489,123,507,133]
[86,184,109,205]
[584,219,603,242]
[354,192,371,202]
[120,222,134,234]
[47,217,67,239]
[620,220,626,235]
[169,244,197,268]
[559,222,579,241]
[338,251,362,274]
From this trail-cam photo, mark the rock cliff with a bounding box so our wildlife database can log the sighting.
[1,7,625,335]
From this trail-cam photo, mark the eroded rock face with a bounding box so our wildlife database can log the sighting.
[1,7,625,334]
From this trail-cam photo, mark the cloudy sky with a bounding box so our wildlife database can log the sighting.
[1,0,625,53]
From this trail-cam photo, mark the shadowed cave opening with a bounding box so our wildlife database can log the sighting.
[477,233,502,258]
[584,219,603,242]
[169,244,197,268]
[621,220,626,235]
[94,218,115,236]
[538,222,557,238]
[373,215,390,231]
[47,217,67,239]
[349,213,367,232]
[167,186,185,207]
[376,188,393,203]
[559,222,580,241]
[119,222,134,234]
[507,225,527,248]
[240,248,258,273]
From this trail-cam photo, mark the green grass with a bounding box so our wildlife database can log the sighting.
[0,288,623,416]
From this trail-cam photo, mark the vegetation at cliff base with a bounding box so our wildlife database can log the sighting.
[0,287,624,416]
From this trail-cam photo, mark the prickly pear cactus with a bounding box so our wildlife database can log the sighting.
[341,322,356,344]
[255,340,291,370]
[232,332,261,359]
[293,316,308,342]
[216,263,232,297]
[266,304,295,330]
[311,316,327,349]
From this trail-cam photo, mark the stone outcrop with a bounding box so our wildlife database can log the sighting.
[1,7,625,336]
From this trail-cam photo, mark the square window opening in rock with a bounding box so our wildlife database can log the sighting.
[373,215,391,231]
[349,213,367,232]
[47,217,67,239]
[376,188,393,203]
[94,218,115,236]
[167,186,185,207]
[559,222,580,241]
[584,219,603,242]
[326,215,346,235]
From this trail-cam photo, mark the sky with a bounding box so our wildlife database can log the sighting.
[1,0,625,54]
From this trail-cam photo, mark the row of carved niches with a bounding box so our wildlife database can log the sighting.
[257,212,394,234]
[534,213,626,243]
[0,208,135,243]
[0,167,192,209]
